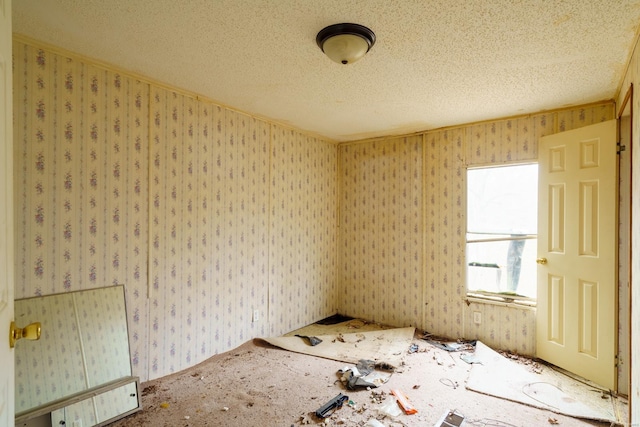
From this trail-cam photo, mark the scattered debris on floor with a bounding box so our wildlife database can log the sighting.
[460,352,483,365]
[262,325,414,369]
[468,342,618,422]
[295,334,323,346]
[338,359,392,389]
[369,389,387,404]
[376,395,402,418]
[434,410,465,427]
[315,393,349,418]
[141,384,157,396]
[422,333,477,352]
[439,378,458,389]
[433,354,444,365]
[391,389,418,415]
[114,320,627,427]
[499,349,543,374]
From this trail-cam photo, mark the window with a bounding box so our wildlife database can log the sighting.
[466,164,538,300]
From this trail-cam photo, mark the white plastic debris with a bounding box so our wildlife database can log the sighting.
[376,397,402,418]
[364,419,386,427]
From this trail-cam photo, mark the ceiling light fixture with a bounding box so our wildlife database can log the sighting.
[316,23,376,65]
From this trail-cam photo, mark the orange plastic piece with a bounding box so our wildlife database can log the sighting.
[391,389,418,415]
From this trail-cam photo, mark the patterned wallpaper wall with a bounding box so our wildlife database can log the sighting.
[13,39,338,382]
[13,41,152,378]
[269,127,338,334]
[616,33,640,421]
[339,104,614,355]
[339,136,423,327]
[13,37,618,388]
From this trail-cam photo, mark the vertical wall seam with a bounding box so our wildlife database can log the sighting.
[145,82,152,382]
[421,132,427,331]
[335,143,341,314]
[266,123,272,326]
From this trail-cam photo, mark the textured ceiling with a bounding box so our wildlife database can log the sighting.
[12,0,640,142]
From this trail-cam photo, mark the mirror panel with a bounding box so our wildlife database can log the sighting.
[14,285,132,415]
[74,287,131,387]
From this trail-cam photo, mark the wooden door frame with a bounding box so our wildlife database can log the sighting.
[617,83,633,417]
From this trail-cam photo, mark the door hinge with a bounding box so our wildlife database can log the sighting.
[617,142,626,154]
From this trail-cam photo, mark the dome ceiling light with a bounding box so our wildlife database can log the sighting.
[316,23,376,65]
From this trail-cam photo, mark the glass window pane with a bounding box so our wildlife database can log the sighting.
[466,238,537,298]
[466,163,538,299]
[467,164,538,235]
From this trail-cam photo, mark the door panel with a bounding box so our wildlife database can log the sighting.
[537,120,617,390]
[0,0,14,425]
[547,274,564,344]
[548,183,565,252]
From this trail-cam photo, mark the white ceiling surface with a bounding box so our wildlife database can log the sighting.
[12,1,640,142]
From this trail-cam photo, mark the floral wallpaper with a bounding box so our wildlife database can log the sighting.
[269,127,338,335]
[423,128,466,339]
[13,36,618,392]
[338,136,423,327]
[13,41,151,379]
[13,39,338,382]
[339,105,614,356]
[147,89,274,376]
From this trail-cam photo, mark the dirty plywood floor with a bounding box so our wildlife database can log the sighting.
[109,326,625,427]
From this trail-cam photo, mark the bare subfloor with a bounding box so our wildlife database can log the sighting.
[110,332,624,427]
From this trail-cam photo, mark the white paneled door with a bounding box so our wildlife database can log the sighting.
[537,120,617,390]
[0,0,14,424]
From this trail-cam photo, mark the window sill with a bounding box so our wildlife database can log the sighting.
[466,293,536,309]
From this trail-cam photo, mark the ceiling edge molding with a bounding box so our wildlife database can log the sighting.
[339,99,615,147]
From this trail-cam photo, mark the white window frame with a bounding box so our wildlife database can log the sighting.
[465,163,538,305]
